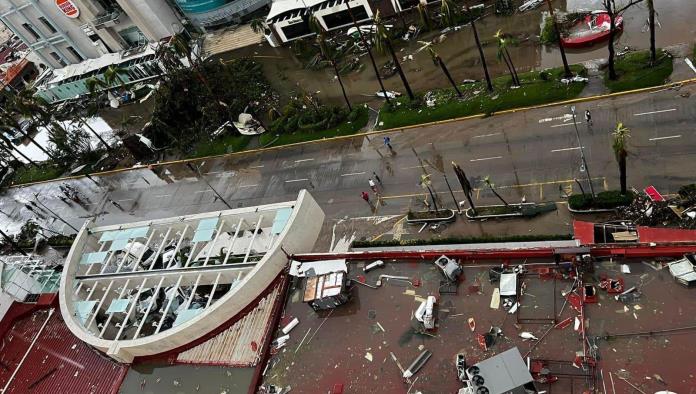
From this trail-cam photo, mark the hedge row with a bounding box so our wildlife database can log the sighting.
[568,190,634,210]
[352,234,573,248]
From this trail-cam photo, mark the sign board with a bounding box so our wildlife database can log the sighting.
[55,0,80,18]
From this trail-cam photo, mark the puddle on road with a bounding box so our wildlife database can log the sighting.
[119,364,254,394]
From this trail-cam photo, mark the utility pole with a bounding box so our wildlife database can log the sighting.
[186,162,232,209]
[570,106,595,197]
[32,193,80,233]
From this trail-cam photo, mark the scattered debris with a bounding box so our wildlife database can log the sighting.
[403,350,432,379]
[414,296,436,330]
[364,260,385,273]
[282,318,299,335]
[467,317,475,332]
[364,352,373,362]
[519,332,538,341]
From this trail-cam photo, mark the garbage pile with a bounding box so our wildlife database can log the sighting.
[616,185,696,229]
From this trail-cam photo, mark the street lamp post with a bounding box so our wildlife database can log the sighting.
[32,194,80,233]
[570,106,595,197]
[443,173,461,214]
[186,163,232,209]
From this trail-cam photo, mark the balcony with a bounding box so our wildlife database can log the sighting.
[92,10,121,29]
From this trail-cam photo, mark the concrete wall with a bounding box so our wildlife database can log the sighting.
[115,0,180,42]
[59,190,325,363]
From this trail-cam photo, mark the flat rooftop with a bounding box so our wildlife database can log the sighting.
[262,256,696,393]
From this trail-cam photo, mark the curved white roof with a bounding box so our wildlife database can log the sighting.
[59,190,323,363]
[266,0,328,20]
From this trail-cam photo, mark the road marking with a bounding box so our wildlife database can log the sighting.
[206,171,223,175]
[400,165,429,170]
[341,172,366,177]
[195,190,213,193]
[295,158,315,163]
[538,114,574,123]
[550,122,579,128]
[472,132,502,138]
[633,108,677,116]
[469,156,502,162]
[116,198,135,202]
[649,135,681,141]
[285,178,309,183]
[551,146,583,153]
[154,194,171,198]
[249,165,265,169]
[239,184,257,188]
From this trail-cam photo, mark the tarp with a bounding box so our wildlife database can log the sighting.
[290,259,347,277]
[499,273,517,296]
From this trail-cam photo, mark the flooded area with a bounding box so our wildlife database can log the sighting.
[224,0,696,106]
[119,364,254,394]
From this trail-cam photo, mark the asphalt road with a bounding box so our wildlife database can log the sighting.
[1,84,695,236]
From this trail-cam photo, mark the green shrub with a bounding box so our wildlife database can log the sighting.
[568,190,635,210]
[352,233,573,248]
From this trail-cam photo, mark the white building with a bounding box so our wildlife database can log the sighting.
[0,0,183,69]
[59,190,324,363]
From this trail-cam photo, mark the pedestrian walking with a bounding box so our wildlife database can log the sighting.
[368,178,377,193]
[108,198,124,210]
[584,110,592,125]
[383,136,393,150]
[372,172,382,185]
[361,191,371,205]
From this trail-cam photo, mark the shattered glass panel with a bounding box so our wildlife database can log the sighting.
[115,229,134,240]
[75,300,97,324]
[129,227,150,239]
[197,218,219,231]
[99,231,119,242]
[109,239,129,251]
[106,298,130,313]
[80,251,108,265]
[192,229,215,242]
[173,308,204,327]
[271,207,293,234]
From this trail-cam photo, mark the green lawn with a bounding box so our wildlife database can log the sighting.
[604,50,673,93]
[378,65,587,130]
[259,106,369,147]
[11,163,64,185]
[188,134,252,158]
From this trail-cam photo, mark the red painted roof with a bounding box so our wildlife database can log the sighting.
[637,226,696,243]
[0,303,128,394]
[573,220,595,245]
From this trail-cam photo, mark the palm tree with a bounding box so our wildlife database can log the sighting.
[483,176,508,206]
[646,0,656,64]
[420,174,440,212]
[345,2,391,104]
[452,161,476,215]
[494,30,520,86]
[310,17,352,111]
[0,98,56,161]
[0,132,36,166]
[603,0,644,80]
[373,11,415,100]
[250,17,266,34]
[66,104,113,151]
[442,0,493,91]
[544,0,572,78]
[417,42,462,97]
[612,122,630,195]
[417,3,433,32]
[103,65,129,88]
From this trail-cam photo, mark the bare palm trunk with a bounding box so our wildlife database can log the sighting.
[467,8,493,91]
[619,153,627,195]
[437,56,462,97]
[504,47,520,85]
[426,185,439,212]
[607,7,618,80]
[545,0,572,78]
[386,39,415,100]
[332,60,352,111]
[80,115,113,151]
[347,3,391,104]
[489,185,509,206]
[647,0,656,64]
[14,127,56,160]
[0,137,37,166]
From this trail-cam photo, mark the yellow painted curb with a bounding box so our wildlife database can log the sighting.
[11,77,696,189]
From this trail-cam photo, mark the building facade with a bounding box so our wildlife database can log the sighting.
[0,0,182,69]
[174,0,271,29]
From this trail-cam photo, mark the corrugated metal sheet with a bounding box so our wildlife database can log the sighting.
[176,284,281,367]
[0,308,127,394]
